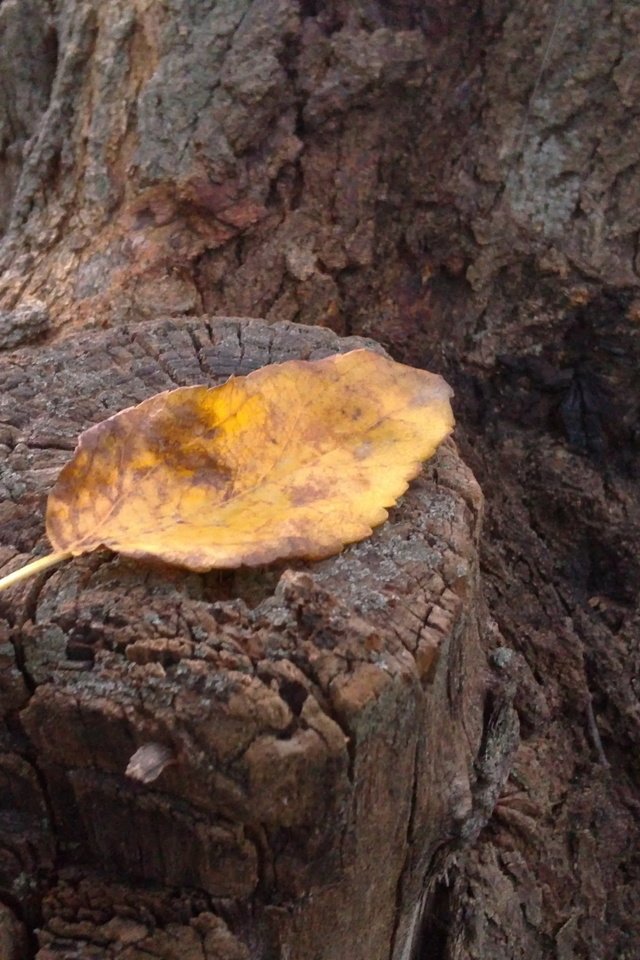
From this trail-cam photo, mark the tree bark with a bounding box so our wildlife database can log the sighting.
[0,0,639,958]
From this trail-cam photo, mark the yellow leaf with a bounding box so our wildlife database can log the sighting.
[0,350,453,588]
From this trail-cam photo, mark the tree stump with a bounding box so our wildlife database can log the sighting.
[0,317,509,959]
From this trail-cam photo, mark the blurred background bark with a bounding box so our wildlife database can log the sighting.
[1,0,639,957]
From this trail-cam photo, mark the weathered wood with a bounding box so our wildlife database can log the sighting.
[1,1,639,956]
[0,317,508,959]
[0,902,28,960]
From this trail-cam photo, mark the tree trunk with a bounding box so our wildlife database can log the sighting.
[1,316,497,959]
[1,0,639,958]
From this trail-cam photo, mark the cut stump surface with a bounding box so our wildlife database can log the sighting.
[0,317,503,960]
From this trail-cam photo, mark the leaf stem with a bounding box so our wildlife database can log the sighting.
[0,551,73,591]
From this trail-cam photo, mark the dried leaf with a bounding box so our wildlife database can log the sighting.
[126,743,176,784]
[0,349,453,588]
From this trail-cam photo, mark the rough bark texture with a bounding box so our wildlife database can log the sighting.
[0,0,639,957]
[0,317,500,959]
